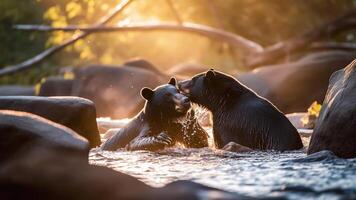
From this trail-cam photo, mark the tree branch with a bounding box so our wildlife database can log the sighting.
[14,22,264,54]
[0,0,133,76]
[245,9,356,68]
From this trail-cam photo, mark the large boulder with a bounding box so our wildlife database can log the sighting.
[237,50,356,113]
[38,60,168,119]
[308,59,356,158]
[0,110,89,163]
[71,63,167,118]
[0,96,100,147]
[38,76,74,96]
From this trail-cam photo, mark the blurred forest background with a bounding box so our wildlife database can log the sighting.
[1,0,355,85]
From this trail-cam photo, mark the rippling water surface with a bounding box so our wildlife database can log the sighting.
[90,124,356,199]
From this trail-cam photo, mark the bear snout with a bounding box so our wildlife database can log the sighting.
[181,97,191,108]
[178,80,191,95]
[181,96,189,103]
[173,94,191,113]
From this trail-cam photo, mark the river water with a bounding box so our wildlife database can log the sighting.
[89,122,356,200]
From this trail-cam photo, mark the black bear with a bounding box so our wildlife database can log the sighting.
[101,78,208,151]
[178,69,303,151]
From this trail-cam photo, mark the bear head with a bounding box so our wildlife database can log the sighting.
[141,77,191,120]
[178,69,241,110]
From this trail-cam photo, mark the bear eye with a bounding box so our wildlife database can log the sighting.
[165,93,172,97]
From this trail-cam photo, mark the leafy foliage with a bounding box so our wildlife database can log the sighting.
[302,101,322,128]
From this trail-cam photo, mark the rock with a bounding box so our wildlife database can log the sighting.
[0,96,100,147]
[162,180,250,200]
[291,150,338,163]
[0,85,35,96]
[38,76,74,96]
[71,63,167,118]
[308,59,356,158]
[35,60,168,119]
[237,50,355,113]
[123,58,164,74]
[0,110,89,163]
[222,142,253,153]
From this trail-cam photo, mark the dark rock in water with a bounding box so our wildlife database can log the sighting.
[38,76,74,96]
[308,59,356,158]
[222,142,253,153]
[162,180,261,200]
[272,185,316,193]
[291,150,338,163]
[237,50,356,113]
[273,185,356,198]
[0,145,251,200]
[0,110,89,163]
[0,96,100,147]
[0,85,35,96]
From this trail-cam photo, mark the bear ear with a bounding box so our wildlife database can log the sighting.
[141,87,154,100]
[168,77,177,86]
[205,69,216,81]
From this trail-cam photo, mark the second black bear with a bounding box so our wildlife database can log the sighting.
[101,78,208,151]
[178,69,303,151]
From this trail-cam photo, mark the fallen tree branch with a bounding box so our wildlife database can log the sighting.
[14,22,264,54]
[0,0,133,76]
[245,9,356,68]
